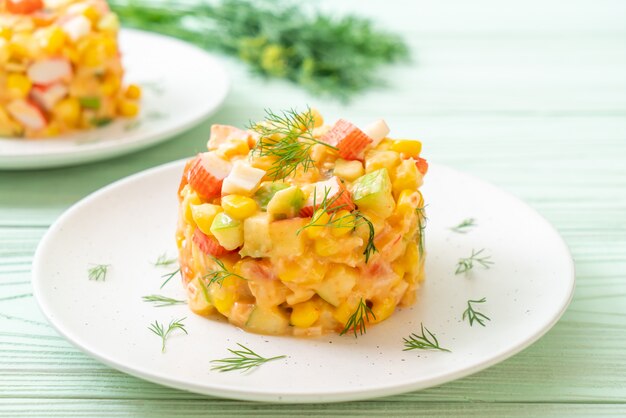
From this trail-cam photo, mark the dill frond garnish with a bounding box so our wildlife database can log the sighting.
[88,264,110,281]
[250,107,336,180]
[153,253,178,267]
[450,218,477,234]
[455,248,494,275]
[204,256,247,287]
[211,343,286,372]
[148,317,188,352]
[142,294,186,307]
[403,324,450,352]
[462,297,491,327]
[160,268,181,289]
[297,187,377,263]
[340,298,376,338]
[110,0,409,100]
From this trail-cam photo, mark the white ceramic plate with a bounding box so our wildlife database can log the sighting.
[32,161,575,403]
[0,30,229,170]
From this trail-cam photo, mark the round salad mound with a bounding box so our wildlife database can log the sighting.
[176,108,427,337]
[0,0,140,137]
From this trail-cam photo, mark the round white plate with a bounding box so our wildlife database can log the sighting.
[0,29,229,170]
[32,161,575,403]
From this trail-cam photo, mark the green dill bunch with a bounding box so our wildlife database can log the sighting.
[110,0,410,100]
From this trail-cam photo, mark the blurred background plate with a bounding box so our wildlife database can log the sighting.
[0,29,229,170]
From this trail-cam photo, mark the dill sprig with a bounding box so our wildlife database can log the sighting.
[455,248,494,275]
[204,257,247,287]
[153,253,178,267]
[251,107,335,180]
[160,268,181,289]
[148,317,188,352]
[297,187,377,263]
[450,218,477,234]
[211,343,286,372]
[416,206,427,257]
[340,298,376,338]
[403,323,450,352]
[142,294,186,307]
[88,264,110,281]
[110,0,409,101]
[462,297,491,327]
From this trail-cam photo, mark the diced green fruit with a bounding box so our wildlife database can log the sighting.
[269,217,308,257]
[79,97,101,109]
[245,305,290,335]
[210,212,243,250]
[313,265,358,307]
[351,168,395,218]
[267,186,305,219]
[254,182,289,210]
[239,212,273,258]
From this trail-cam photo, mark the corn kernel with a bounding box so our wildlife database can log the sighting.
[61,45,79,64]
[217,139,249,159]
[41,26,66,54]
[100,73,120,96]
[390,139,422,158]
[117,99,139,117]
[211,276,237,315]
[191,203,222,235]
[53,98,81,126]
[221,195,258,220]
[183,190,202,224]
[330,210,356,237]
[124,84,142,100]
[0,27,12,40]
[305,209,330,239]
[7,73,32,99]
[290,300,320,328]
[82,6,100,25]
[333,298,360,326]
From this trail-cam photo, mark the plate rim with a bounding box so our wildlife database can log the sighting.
[0,29,230,170]
[32,160,576,403]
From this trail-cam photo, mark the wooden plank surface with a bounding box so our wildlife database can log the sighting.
[1,0,625,416]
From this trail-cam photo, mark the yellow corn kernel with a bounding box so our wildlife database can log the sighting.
[221,195,258,220]
[392,160,419,196]
[190,203,222,235]
[6,73,32,99]
[334,158,364,182]
[390,139,422,158]
[403,241,420,275]
[42,122,61,137]
[310,108,324,128]
[41,26,65,54]
[183,191,202,224]
[0,27,12,40]
[365,150,401,175]
[371,297,397,323]
[53,98,81,126]
[305,209,330,239]
[395,189,419,216]
[8,41,30,60]
[330,210,356,237]
[82,6,100,25]
[117,99,139,117]
[291,300,320,328]
[333,298,360,326]
[211,276,237,316]
[61,45,79,64]
[124,84,142,100]
[217,139,249,159]
[277,259,326,284]
[100,73,120,96]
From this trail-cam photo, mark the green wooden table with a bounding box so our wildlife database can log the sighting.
[1,0,625,416]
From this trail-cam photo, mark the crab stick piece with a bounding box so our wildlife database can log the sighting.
[6,0,44,14]
[321,119,373,161]
[187,152,232,200]
[363,119,390,148]
[193,227,232,257]
[61,15,91,42]
[207,124,251,150]
[221,161,266,196]
[27,58,72,85]
[6,100,46,131]
[415,158,429,175]
[300,176,355,217]
[30,83,68,111]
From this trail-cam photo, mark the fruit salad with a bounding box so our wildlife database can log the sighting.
[176,109,427,336]
[0,0,140,137]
